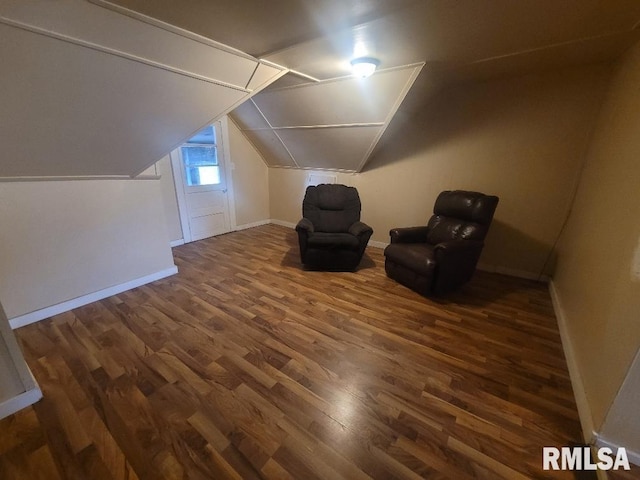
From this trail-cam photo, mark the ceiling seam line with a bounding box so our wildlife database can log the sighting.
[271,129,300,168]
[88,0,257,60]
[244,124,385,131]
[248,99,299,167]
[468,29,639,66]
[355,63,425,172]
[262,62,427,93]
[0,16,252,93]
[244,63,261,90]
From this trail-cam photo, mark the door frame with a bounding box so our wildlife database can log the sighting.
[170,116,236,243]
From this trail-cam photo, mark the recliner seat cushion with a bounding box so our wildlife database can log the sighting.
[307,232,360,248]
[384,243,437,277]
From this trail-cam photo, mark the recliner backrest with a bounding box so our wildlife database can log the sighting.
[426,190,499,244]
[303,184,361,233]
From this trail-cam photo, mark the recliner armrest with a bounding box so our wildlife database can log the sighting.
[432,240,485,294]
[296,218,314,233]
[433,240,484,257]
[389,226,429,244]
[349,221,373,237]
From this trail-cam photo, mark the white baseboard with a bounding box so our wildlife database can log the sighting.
[368,240,387,249]
[9,266,178,330]
[477,262,550,282]
[170,239,185,247]
[595,433,640,467]
[235,219,271,231]
[548,280,596,444]
[270,219,297,229]
[0,366,42,420]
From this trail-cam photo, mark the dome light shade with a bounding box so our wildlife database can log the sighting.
[350,57,379,78]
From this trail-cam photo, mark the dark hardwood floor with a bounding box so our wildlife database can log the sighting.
[1,224,636,479]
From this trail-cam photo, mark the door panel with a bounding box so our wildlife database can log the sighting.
[173,121,231,242]
[187,190,228,241]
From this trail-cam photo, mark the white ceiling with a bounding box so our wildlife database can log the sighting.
[0,0,286,179]
[106,0,640,82]
[105,0,640,172]
[5,0,640,177]
[232,64,423,171]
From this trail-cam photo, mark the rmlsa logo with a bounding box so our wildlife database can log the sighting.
[543,446,630,471]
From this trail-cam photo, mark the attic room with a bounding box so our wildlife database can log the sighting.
[1,0,639,478]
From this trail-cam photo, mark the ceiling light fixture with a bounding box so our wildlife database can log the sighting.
[350,57,379,78]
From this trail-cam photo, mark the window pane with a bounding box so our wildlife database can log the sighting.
[187,125,216,145]
[182,146,220,186]
[195,166,220,185]
[182,146,218,167]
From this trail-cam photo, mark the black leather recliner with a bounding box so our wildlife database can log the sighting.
[296,184,373,271]
[384,190,499,295]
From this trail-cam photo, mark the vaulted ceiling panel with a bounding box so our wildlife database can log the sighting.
[231,101,271,130]
[276,126,383,171]
[247,63,287,91]
[5,0,640,177]
[0,0,286,179]
[252,67,420,127]
[241,130,297,167]
[1,0,259,88]
[232,64,423,172]
[1,24,249,177]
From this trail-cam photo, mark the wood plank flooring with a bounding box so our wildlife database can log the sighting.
[1,224,636,479]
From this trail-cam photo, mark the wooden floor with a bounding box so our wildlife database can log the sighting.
[1,224,637,479]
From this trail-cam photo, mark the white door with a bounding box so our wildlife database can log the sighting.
[172,121,231,242]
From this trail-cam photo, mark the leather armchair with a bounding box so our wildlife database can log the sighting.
[384,190,499,295]
[296,184,373,271]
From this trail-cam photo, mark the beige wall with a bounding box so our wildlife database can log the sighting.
[269,168,356,226]
[0,179,176,320]
[156,155,183,243]
[553,43,640,436]
[228,119,270,226]
[269,66,611,277]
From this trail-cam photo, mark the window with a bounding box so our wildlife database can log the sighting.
[181,125,220,186]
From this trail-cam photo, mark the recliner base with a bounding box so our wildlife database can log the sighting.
[384,259,434,297]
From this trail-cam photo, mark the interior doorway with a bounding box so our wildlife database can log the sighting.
[170,118,235,243]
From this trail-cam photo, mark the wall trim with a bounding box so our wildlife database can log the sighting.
[368,240,387,249]
[0,301,42,419]
[549,279,596,444]
[270,219,297,229]
[0,15,251,93]
[170,219,271,243]
[9,266,178,330]
[0,373,42,420]
[594,433,640,467]
[89,0,256,60]
[235,220,271,231]
[477,263,550,282]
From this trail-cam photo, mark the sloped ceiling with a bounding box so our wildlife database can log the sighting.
[0,0,286,179]
[105,0,640,172]
[5,0,640,175]
[232,64,423,171]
